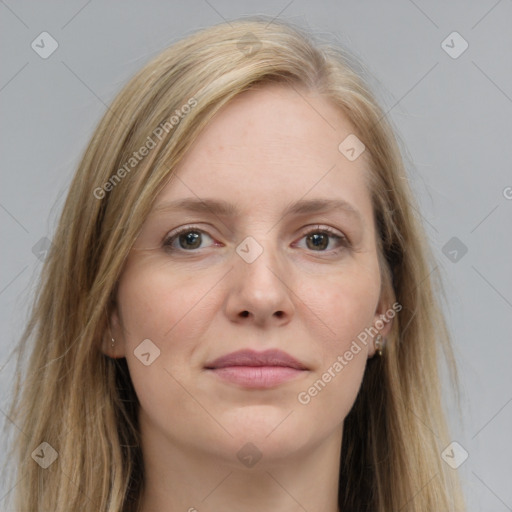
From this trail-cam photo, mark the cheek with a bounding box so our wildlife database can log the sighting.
[115,257,228,404]
[117,258,217,347]
[301,259,381,349]
[294,262,380,420]
[296,350,366,438]
[115,263,219,426]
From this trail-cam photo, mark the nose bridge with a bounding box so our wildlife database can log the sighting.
[225,233,294,323]
[236,234,284,292]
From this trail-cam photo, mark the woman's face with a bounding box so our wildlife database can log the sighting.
[109,84,392,468]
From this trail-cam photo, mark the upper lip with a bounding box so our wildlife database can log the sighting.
[204,349,308,370]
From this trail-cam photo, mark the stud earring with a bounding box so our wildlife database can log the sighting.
[374,334,383,356]
[105,309,116,353]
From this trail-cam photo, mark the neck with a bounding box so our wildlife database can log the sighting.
[138,418,343,512]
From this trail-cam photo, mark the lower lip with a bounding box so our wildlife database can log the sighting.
[207,366,306,388]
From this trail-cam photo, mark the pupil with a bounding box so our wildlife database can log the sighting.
[308,233,327,250]
[180,231,201,249]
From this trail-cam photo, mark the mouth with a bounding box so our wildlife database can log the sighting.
[204,349,309,389]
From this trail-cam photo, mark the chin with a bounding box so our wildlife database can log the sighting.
[221,409,316,456]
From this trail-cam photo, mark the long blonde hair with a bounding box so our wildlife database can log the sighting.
[5,16,465,511]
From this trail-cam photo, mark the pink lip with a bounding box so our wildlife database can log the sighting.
[204,349,309,389]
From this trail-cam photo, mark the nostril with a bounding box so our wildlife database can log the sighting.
[240,311,249,317]
[274,311,284,318]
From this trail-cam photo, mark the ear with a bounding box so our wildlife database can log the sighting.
[100,304,126,359]
[367,295,396,358]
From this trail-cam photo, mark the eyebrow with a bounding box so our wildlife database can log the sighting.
[152,197,364,224]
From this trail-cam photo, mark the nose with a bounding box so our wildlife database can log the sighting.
[224,240,295,327]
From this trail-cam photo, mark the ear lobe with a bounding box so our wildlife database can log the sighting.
[374,309,394,338]
[100,306,125,359]
[367,300,397,358]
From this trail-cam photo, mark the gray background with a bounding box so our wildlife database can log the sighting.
[1,1,511,509]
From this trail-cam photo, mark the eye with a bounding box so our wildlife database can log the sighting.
[295,226,350,254]
[163,226,217,252]
[163,225,350,254]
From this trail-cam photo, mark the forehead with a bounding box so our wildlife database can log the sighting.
[154,84,373,221]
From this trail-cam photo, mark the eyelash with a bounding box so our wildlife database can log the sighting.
[162,225,351,255]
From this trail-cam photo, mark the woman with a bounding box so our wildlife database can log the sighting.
[7,17,465,511]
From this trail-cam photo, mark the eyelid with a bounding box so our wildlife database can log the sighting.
[298,224,346,239]
[164,224,211,240]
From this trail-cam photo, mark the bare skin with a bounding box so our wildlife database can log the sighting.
[104,84,392,512]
